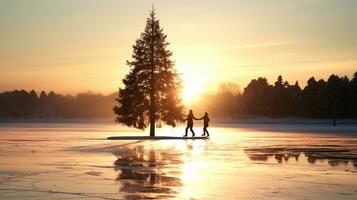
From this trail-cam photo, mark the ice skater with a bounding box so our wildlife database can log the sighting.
[183,110,199,137]
[200,112,210,137]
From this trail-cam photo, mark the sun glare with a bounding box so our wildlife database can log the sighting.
[182,82,203,103]
[179,64,210,104]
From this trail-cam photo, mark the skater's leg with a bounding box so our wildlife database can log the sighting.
[184,126,189,137]
[190,126,195,137]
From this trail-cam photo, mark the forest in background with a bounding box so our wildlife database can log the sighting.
[193,71,357,119]
[0,71,356,120]
[0,91,116,119]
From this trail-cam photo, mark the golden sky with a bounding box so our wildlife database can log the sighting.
[0,0,356,98]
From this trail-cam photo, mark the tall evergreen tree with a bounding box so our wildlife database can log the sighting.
[113,9,183,136]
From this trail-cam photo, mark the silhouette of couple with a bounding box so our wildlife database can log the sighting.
[183,110,210,137]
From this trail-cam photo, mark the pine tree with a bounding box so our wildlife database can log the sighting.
[113,9,183,136]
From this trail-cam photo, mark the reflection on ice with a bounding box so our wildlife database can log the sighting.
[113,146,182,199]
[244,146,357,168]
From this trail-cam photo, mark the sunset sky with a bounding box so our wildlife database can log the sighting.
[0,0,356,99]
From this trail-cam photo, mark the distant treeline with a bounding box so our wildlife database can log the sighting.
[1,71,357,120]
[198,71,357,119]
[0,90,116,119]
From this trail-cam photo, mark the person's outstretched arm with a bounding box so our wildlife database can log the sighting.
[193,115,202,120]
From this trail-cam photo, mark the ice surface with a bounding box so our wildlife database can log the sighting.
[0,120,357,199]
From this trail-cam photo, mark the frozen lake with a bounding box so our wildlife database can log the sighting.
[0,120,357,199]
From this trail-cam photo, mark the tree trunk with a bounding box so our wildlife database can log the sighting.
[150,118,155,136]
[149,68,155,137]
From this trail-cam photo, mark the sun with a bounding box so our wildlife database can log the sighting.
[179,63,209,104]
[182,81,203,103]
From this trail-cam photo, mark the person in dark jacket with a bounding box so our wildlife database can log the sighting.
[183,110,199,137]
[200,112,210,136]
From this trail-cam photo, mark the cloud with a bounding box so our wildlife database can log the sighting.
[215,42,296,50]
[175,41,296,53]
[283,0,333,9]
[212,57,357,71]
